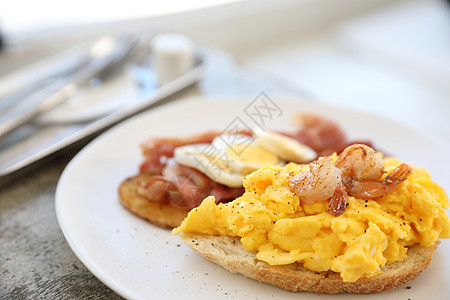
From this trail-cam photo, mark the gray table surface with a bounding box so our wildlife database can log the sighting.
[0,38,306,299]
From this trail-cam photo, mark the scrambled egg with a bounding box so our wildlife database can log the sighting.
[173,157,450,282]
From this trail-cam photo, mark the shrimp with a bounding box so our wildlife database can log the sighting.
[345,162,414,199]
[289,144,414,217]
[334,144,385,182]
[335,144,414,199]
[328,182,348,216]
[289,156,342,204]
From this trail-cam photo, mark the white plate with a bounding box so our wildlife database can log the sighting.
[37,66,148,124]
[56,97,450,300]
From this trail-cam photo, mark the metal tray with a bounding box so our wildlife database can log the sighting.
[0,37,205,181]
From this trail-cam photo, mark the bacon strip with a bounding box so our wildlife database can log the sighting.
[139,131,221,174]
[210,183,245,205]
[138,161,244,209]
[136,176,171,204]
[290,113,347,157]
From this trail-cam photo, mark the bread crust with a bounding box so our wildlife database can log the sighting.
[180,232,438,294]
[119,172,189,229]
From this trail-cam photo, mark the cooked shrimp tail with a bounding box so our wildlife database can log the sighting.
[384,163,414,185]
[328,182,348,216]
[346,163,414,199]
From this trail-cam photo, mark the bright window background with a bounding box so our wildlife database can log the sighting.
[1,0,243,35]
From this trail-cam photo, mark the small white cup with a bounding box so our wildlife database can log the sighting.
[151,33,195,86]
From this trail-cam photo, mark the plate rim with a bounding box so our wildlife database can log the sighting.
[55,95,450,299]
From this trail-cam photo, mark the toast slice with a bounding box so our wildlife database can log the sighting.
[180,232,438,294]
[119,172,189,229]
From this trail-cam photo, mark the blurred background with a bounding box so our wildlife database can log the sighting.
[2,1,450,298]
[1,0,450,145]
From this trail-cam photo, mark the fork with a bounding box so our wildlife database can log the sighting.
[0,33,139,140]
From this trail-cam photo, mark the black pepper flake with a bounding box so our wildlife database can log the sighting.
[406,286,411,289]
[365,200,368,203]
[196,243,199,246]
[364,204,367,207]
[346,203,349,207]
[403,222,406,225]
[420,218,423,221]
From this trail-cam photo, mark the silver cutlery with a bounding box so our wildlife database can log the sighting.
[0,33,139,140]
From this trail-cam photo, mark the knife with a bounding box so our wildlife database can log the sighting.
[0,33,139,140]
